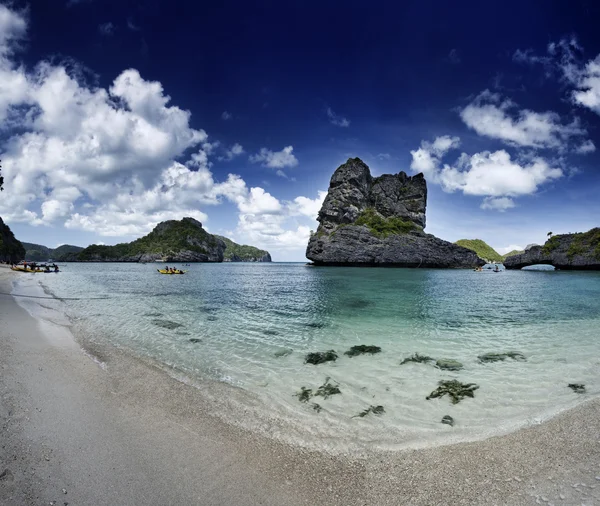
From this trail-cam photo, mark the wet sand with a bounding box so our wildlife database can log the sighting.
[1,265,599,505]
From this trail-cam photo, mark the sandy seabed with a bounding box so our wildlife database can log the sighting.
[1,265,599,506]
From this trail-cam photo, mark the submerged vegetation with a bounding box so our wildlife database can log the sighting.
[305,350,338,365]
[354,208,416,237]
[478,352,526,363]
[426,380,479,404]
[295,387,313,403]
[344,345,382,357]
[295,378,341,404]
[400,353,434,365]
[353,405,385,418]
[568,383,586,394]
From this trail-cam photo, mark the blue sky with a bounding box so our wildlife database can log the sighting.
[1,1,599,260]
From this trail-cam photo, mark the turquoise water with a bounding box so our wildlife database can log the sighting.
[13,263,600,451]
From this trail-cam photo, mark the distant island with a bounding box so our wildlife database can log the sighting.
[306,158,483,268]
[21,218,271,263]
[505,229,600,270]
[454,239,523,263]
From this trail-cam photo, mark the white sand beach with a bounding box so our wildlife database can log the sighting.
[1,265,599,506]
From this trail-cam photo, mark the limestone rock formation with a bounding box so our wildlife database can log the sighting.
[0,217,25,263]
[305,158,483,268]
[504,229,600,270]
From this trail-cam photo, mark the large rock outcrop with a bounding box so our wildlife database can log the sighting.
[306,158,483,268]
[504,229,600,270]
[216,236,272,262]
[0,217,25,263]
[77,218,227,262]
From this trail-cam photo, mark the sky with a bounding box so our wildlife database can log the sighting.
[1,0,600,260]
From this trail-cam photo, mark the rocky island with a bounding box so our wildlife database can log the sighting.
[306,158,483,268]
[504,228,600,270]
[74,217,271,263]
[0,217,25,263]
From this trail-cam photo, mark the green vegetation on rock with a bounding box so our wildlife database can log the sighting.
[568,383,585,394]
[215,235,270,261]
[354,208,416,237]
[23,242,84,261]
[502,249,523,260]
[455,239,503,262]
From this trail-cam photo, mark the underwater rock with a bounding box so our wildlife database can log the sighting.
[344,298,372,309]
[435,359,463,371]
[274,348,293,358]
[189,338,201,343]
[206,315,218,322]
[568,383,586,394]
[305,350,338,365]
[353,405,385,418]
[400,353,434,365]
[344,345,382,357]
[306,322,327,329]
[263,329,279,336]
[143,312,163,317]
[441,415,454,426]
[314,377,341,399]
[294,387,313,402]
[151,319,184,330]
[426,380,479,404]
[478,352,526,363]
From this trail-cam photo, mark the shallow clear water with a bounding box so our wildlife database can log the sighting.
[13,263,600,451]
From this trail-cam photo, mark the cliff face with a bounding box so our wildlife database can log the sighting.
[0,217,25,263]
[504,229,600,270]
[306,158,483,268]
[216,236,272,262]
[77,218,226,262]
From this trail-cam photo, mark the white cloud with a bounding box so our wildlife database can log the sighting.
[377,153,391,160]
[221,111,232,120]
[326,107,350,127]
[98,22,115,36]
[249,146,298,169]
[410,137,564,210]
[218,143,244,161]
[575,139,596,154]
[480,196,516,212]
[410,135,460,177]
[460,90,588,150]
[496,244,524,255]
[446,49,460,64]
[289,191,327,219]
[571,55,600,114]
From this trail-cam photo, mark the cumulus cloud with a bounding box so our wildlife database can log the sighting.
[98,22,115,36]
[288,191,327,219]
[218,143,244,161]
[249,146,298,169]
[326,107,350,127]
[574,139,596,154]
[410,137,563,210]
[221,111,232,120]
[496,244,524,255]
[460,90,588,151]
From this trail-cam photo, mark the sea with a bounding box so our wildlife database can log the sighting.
[11,262,600,452]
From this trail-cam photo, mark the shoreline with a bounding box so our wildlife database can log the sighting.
[1,266,600,505]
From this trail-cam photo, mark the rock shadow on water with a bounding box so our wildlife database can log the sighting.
[342,298,372,310]
[151,319,184,330]
[344,345,382,357]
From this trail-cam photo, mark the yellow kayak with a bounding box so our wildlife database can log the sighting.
[11,266,44,273]
[157,269,186,275]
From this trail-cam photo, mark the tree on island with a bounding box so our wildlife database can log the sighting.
[0,160,3,192]
[547,231,553,238]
